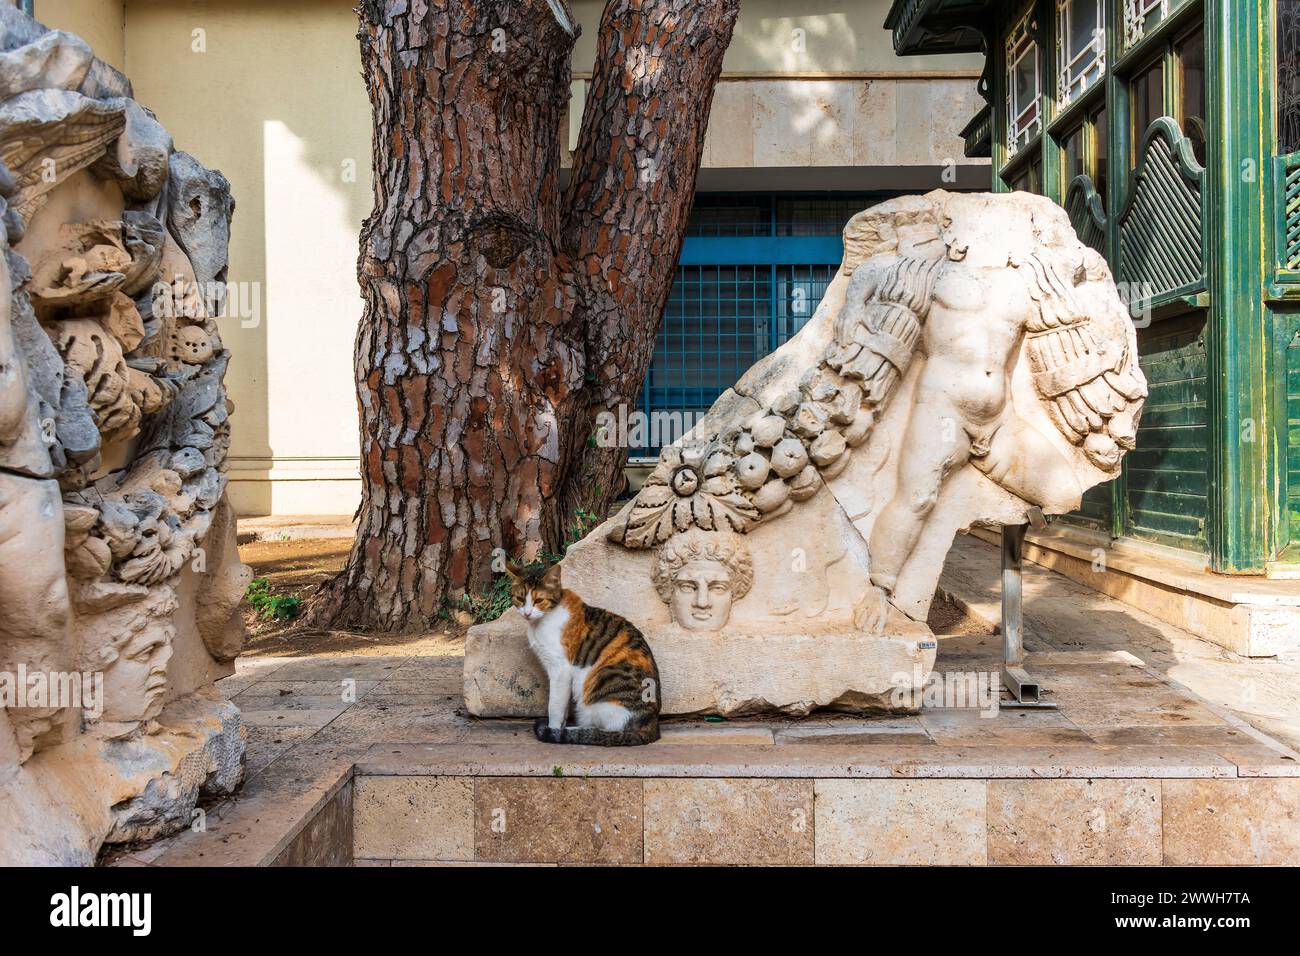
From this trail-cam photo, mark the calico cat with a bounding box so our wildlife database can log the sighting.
[505,561,660,746]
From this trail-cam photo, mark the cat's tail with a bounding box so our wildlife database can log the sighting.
[535,718,660,747]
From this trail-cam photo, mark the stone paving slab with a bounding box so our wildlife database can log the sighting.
[939,535,1300,751]
[354,741,1253,778]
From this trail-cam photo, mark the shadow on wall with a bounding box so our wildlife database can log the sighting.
[121,0,373,516]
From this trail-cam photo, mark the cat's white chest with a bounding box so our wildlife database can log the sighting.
[526,605,571,673]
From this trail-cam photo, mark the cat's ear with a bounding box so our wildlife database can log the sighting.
[503,559,523,579]
[541,563,562,589]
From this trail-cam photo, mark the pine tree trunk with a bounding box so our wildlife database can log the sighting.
[310,0,737,632]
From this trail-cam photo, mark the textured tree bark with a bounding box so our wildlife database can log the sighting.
[310,0,737,631]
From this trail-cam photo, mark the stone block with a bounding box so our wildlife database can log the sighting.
[986,779,1161,865]
[473,778,643,864]
[1162,778,1300,865]
[642,778,813,865]
[815,779,986,865]
[465,615,933,718]
[352,776,473,861]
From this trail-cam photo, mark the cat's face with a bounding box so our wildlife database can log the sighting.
[506,562,562,622]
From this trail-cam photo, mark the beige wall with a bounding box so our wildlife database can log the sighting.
[123,0,371,515]
[33,0,125,71]
[699,77,982,170]
[570,0,984,76]
[29,0,987,517]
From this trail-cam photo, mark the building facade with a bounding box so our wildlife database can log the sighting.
[29,0,988,512]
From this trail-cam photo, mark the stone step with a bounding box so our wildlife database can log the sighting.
[347,742,1300,866]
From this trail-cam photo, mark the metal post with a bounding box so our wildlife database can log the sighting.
[1001,522,1027,667]
[1000,521,1051,706]
[20,1,35,18]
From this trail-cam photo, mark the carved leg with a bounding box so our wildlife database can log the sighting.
[868,400,972,592]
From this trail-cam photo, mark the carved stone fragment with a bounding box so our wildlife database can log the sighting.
[0,9,249,866]
[472,190,1147,718]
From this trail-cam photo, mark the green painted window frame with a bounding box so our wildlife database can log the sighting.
[990,0,1213,551]
[1054,99,1108,198]
[1006,4,1045,158]
[1056,0,1107,109]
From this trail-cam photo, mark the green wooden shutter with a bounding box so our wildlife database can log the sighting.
[1125,315,1210,550]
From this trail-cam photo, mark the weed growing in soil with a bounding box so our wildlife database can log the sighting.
[245,577,303,621]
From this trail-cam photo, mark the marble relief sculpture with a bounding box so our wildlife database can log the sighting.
[466,189,1147,719]
[0,9,248,865]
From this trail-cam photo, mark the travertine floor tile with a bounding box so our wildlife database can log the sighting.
[1162,778,1300,864]
[987,779,1161,865]
[474,778,642,864]
[353,776,473,861]
[815,779,986,865]
[642,778,813,865]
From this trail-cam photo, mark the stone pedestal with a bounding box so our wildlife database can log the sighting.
[465,614,936,718]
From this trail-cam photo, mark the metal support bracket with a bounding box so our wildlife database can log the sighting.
[1000,519,1056,709]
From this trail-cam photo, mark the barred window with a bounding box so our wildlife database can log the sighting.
[1280,0,1300,154]
[1123,0,1188,50]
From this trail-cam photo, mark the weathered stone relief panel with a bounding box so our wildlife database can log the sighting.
[0,8,248,865]
[467,190,1146,719]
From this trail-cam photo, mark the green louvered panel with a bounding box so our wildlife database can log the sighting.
[1064,480,1114,533]
[1286,164,1300,270]
[1125,316,1209,550]
[1288,325,1300,545]
[1116,118,1206,306]
[1064,174,1107,255]
[960,104,992,159]
[1277,152,1300,276]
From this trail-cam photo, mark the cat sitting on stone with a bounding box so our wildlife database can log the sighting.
[505,561,660,746]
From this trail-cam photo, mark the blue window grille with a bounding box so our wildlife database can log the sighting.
[636,193,893,458]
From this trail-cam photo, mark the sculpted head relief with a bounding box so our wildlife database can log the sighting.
[653,529,753,631]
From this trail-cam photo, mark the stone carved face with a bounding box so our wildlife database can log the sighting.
[79,589,179,735]
[653,529,752,632]
[669,559,735,630]
[99,628,173,727]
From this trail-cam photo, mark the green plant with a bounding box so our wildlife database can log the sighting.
[448,574,515,625]
[244,577,302,622]
[446,509,605,625]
